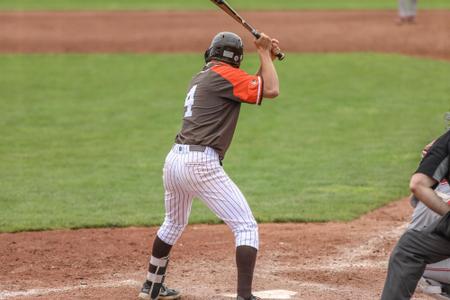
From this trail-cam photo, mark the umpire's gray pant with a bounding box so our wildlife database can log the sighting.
[381,212,450,300]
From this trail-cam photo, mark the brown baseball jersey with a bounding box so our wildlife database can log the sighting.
[175,61,264,160]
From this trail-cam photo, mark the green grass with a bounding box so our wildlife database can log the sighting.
[1,53,449,232]
[0,0,449,10]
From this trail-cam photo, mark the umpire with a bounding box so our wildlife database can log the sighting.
[381,129,450,300]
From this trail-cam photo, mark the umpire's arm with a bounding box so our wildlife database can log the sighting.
[410,174,450,216]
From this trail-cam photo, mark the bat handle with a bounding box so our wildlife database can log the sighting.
[252,30,261,39]
[252,30,285,61]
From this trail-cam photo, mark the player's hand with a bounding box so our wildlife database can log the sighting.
[254,33,273,53]
[421,140,436,157]
[270,39,281,61]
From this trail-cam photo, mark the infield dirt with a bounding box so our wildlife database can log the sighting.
[0,10,449,60]
[1,9,449,300]
[0,198,437,299]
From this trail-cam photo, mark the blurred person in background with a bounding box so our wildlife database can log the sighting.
[397,0,418,24]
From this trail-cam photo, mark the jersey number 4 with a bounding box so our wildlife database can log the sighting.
[184,85,197,118]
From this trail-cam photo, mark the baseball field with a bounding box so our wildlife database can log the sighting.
[1,1,450,299]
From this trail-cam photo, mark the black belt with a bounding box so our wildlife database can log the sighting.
[188,145,207,152]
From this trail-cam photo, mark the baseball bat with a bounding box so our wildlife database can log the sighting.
[210,0,285,61]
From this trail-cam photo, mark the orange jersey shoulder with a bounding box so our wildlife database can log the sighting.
[211,63,263,105]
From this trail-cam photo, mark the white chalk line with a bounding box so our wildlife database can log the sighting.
[0,223,408,299]
[0,279,140,299]
[221,289,298,299]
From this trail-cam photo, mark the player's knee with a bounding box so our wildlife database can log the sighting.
[390,231,421,263]
[233,221,259,250]
[157,219,188,246]
[389,242,406,264]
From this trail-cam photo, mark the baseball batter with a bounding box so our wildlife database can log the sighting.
[138,32,280,300]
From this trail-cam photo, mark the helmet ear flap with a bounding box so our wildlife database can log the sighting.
[205,47,224,64]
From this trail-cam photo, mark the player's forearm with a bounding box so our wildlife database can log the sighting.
[412,185,450,216]
[257,50,279,99]
[410,173,450,216]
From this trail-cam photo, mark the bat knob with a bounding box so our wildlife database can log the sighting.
[277,52,286,61]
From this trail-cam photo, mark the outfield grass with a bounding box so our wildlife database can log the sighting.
[1,53,449,232]
[0,0,449,10]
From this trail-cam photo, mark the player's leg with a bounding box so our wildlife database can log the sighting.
[381,217,450,300]
[140,195,193,299]
[397,0,408,24]
[425,259,450,285]
[139,150,194,300]
[420,259,450,298]
[422,215,450,296]
[203,188,258,300]
[235,245,258,300]
[409,197,450,295]
[139,236,179,300]
[191,156,259,300]
[408,0,417,23]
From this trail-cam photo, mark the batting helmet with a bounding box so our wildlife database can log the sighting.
[204,32,244,68]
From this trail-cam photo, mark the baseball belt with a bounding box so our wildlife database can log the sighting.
[188,145,207,152]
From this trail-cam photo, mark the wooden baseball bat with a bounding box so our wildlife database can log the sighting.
[210,0,285,61]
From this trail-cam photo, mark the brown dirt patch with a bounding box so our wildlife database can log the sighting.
[0,10,449,60]
[0,198,437,299]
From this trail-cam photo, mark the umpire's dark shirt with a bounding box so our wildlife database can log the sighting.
[416,130,450,187]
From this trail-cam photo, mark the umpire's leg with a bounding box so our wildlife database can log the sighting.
[381,214,450,300]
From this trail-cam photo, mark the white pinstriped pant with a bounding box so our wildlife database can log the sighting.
[157,144,259,249]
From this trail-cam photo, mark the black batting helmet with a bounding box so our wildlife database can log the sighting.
[204,32,244,68]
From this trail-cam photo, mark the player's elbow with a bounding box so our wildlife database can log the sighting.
[409,180,419,194]
[409,173,433,194]
[264,88,279,99]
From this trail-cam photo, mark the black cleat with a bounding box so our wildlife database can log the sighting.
[159,284,181,300]
[138,281,180,300]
